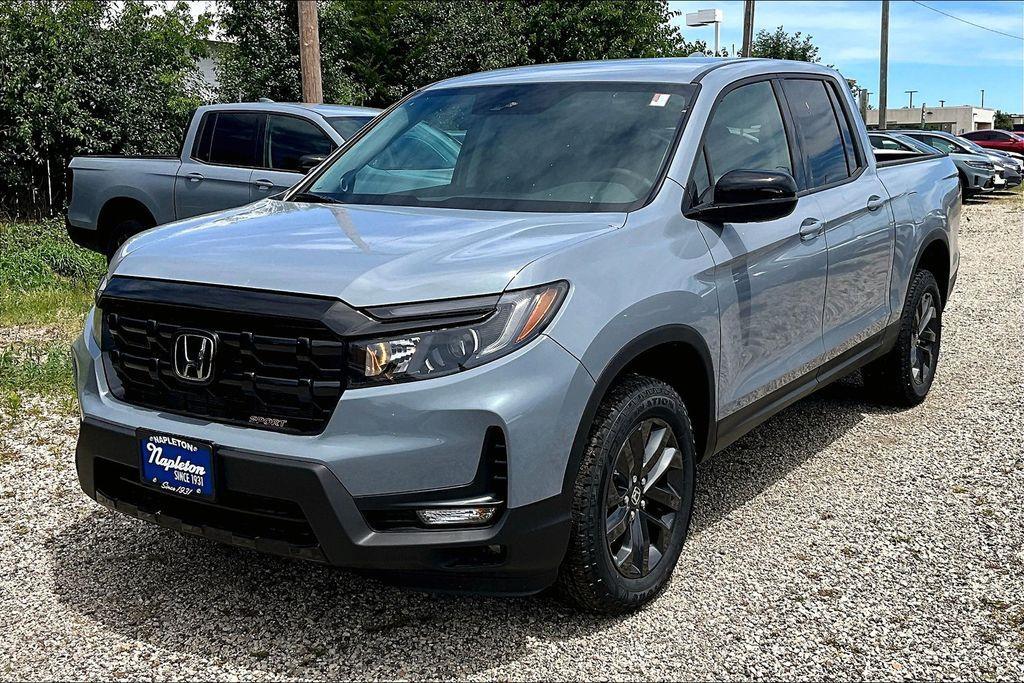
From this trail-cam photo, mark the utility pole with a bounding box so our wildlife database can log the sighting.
[742,1,756,56]
[878,0,889,130]
[939,99,945,107]
[297,0,323,104]
[905,90,918,108]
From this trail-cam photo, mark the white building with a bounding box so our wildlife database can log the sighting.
[864,106,995,134]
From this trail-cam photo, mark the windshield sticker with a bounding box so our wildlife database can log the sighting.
[649,93,670,107]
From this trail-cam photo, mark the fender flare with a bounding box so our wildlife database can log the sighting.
[559,324,716,497]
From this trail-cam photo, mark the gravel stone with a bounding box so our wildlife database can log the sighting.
[1,193,1021,680]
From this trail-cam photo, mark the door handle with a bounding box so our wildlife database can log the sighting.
[186,172,204,183]
[254,178,274,191]
[799,217,824,241]
[866,195,886,211]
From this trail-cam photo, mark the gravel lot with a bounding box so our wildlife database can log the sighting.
[1,192,1021,681]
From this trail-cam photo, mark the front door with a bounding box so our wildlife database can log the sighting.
[689,79,828,418]
[251,114,337,200]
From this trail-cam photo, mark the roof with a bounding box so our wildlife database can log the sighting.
[424,57,837,90]
[201,102,381,117]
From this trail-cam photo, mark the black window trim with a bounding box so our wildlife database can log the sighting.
[778,75,868,197]
[189,109,266,170]
[683,74,801,211]
[189,109,337,173]
[263,111,337,174]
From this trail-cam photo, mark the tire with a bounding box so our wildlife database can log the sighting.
[863,269,942,407]
[557,374,696,614]
[105,217,151,261]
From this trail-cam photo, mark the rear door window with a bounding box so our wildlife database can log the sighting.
[782,79,850,189]
[703,80,793,185]
[197,112,262,167]
[267,115,334,172]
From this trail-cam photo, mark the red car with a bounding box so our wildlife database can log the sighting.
[960,129,1024,155]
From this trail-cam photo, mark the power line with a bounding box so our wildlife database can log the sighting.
[911,1,1024,41]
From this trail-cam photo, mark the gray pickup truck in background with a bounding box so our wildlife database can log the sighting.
[66,102,380,256]
[73,58,960,613]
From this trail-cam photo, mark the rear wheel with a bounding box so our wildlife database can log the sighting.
[557,374,696,614]
[863,269,942,406]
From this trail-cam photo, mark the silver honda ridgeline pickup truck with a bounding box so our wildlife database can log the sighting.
[73,59,960,613]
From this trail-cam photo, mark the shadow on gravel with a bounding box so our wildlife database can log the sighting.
[48,373,907,678]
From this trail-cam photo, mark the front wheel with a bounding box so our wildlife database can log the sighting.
[557,374,696,614]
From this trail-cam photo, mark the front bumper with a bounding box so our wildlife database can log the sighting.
[76,416,570,594]
[72,305,595,593]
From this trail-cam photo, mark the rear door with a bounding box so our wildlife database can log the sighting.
[689,79,828,418]
[781,77,894,359]
[175,111,260,218]
[251,114,337,200]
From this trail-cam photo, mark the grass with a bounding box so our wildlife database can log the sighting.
[0,219,105,327]
[0,220,105,412]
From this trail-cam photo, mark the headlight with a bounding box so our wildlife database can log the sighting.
[349,281,568,386]
[965,160,994,170]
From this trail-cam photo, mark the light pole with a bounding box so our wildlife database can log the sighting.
[686,9,724,55]
[878,0,889,130]
[905,90,918,109]
[981,89,985,108]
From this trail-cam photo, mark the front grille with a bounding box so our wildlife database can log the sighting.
[101,294,346,434]
[94,458,323,560]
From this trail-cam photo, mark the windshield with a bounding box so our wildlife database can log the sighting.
[300,82,697,212]
[326,116,376,140]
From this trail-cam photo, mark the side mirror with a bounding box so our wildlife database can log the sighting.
[685,169,798,224]
[298,154,328,173]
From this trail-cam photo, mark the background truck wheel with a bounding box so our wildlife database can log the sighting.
[557,374,696,614]
[863,269,943,406]
[105,217,152,261]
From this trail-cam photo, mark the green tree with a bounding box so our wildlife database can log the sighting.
[215,0,364,104]
[217,0,705,108]
[341,0,530,106]
[0,0,211,218]
[750,26,821,62]
[993,110,1013,130]
[521,0,701,63]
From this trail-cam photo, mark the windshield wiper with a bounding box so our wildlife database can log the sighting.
[291,191,344,205]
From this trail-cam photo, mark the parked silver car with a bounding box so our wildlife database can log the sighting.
[895,129,1020,191]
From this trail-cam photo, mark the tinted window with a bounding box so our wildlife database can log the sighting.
[326,116,375,139]
[703,81,792,185]
[826,83,859,174]
[267,115,333,172]
[689,148,712,205]
[205,112,261,167]
[782,79,849,188]
[305,82,697,212]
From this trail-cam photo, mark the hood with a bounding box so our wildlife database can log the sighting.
[114,199,623,306]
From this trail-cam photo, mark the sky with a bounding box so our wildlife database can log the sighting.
[669,0,1024,113]
[173,0,1023,113]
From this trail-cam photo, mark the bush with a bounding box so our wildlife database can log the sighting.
[0,0,211,220]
